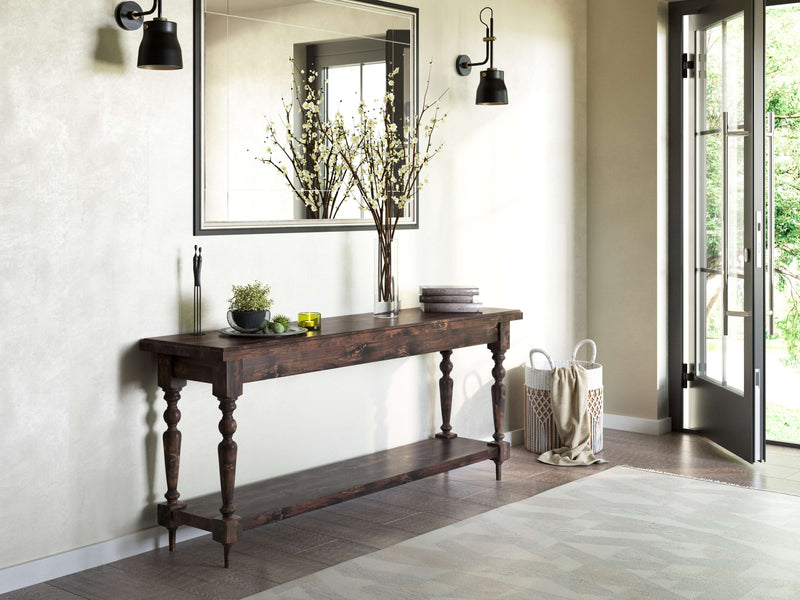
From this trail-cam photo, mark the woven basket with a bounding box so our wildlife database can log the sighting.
[524,339,604,454]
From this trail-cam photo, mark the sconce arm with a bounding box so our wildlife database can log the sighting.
[139,0,159,17]
[455,6,496,76]
[469,34,491,68]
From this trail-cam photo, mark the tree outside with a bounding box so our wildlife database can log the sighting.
[765,4,800,443]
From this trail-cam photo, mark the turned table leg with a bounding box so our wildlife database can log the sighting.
[163,386,184,550]
[156,355,187,551]
[488,324,511,481]
[490,348,507,480]
[435,350,457,439]
[215,396,242,568]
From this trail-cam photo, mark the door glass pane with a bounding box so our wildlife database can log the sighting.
[725,13,745,128]
[700,134,723,270]
[728,135,746,313]
[704,272,724,381]
[699,23,722,271]
[703,24,722,132]
[727,316,745,392]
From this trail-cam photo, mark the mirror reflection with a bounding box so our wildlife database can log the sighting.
[195,0,418,234]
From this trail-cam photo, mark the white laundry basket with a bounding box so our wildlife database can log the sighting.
[524,339,604,454]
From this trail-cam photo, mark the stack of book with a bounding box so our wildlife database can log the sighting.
[419,285,482,313]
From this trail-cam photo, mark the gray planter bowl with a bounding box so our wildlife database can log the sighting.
[227,309,270,333]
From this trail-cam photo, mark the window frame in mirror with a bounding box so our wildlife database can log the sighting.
[193,0,420,236]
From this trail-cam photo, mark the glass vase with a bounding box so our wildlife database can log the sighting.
[374,236,400,318]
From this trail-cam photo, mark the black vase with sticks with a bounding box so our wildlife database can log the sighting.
[193,245,202,335]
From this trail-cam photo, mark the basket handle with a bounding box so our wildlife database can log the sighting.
[529,348,555,370]
[572,339,597,362]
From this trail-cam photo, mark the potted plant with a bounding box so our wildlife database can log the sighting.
[227,281,274,332]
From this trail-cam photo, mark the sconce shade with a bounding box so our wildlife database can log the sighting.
[476,69,508,105]
[137,18,182,70]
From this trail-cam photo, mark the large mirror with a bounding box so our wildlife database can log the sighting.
[194,0,419,235]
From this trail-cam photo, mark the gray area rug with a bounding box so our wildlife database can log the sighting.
[245,466,800,599]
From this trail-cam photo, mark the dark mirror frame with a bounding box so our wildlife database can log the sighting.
[193,0,420,236]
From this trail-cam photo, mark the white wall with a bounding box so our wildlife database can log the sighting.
[0,0,587,571]
[586,0,669,422]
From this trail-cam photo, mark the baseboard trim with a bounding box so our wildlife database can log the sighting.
[604,413,672,436]
[508,428,524,446]
[481,428,524,446]
[0,524,207,594]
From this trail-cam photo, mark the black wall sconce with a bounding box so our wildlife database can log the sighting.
[455,7,508,105]
[114,0,183,70]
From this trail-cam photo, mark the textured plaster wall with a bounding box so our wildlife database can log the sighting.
[586,0,669,421]
[0,0,586,569]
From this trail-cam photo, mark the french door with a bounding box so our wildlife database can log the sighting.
[673,0,765,462]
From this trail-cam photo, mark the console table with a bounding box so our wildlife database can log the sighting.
[139,307,522,567]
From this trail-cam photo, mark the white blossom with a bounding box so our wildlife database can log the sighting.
[254,60,446,229]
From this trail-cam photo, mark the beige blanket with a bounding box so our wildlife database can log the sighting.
[538,364,605,466]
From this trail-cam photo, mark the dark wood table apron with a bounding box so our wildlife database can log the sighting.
[139,307,523,567]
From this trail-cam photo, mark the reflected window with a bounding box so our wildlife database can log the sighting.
[295,31,411,220]
[323,62,385,219]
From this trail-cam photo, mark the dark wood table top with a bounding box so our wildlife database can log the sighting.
[140,308,523,363]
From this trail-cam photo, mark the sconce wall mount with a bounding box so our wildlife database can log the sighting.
[455,7,508,105]
[455,54,473,77]
[114,0,183,70]
[115,1,147,30]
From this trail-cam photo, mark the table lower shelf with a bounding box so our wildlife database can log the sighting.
[160,436,500,534]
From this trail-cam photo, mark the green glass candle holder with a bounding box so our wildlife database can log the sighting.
[298,312,321,331]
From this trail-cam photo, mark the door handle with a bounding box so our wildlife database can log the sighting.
[722,111,751,336]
